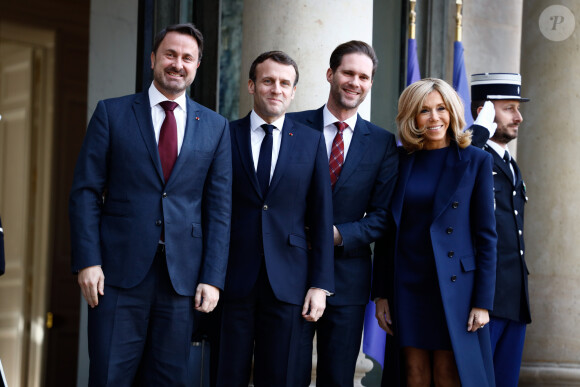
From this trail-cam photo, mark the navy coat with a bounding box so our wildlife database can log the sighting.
[289,107,399,305]
[69,92,232,295]
[374,142,497,387]
[224,114,334,305]
[472,125,531,323]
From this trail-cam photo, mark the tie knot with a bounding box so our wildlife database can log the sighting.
[503,151,510,163]
[261,124,274,135]
[334,121,348,133]
[159,101,178,112]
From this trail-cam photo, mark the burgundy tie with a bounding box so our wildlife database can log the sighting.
[329,122,347,189]
[158,101,178,182]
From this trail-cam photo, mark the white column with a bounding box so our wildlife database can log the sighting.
[518,2,580,385]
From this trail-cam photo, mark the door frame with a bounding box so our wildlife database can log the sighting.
[0,21,55,387]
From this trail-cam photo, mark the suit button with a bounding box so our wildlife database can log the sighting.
[519,229,523,235]
[514,210,518,215]
[451,275,457,282]
[155,220,162,226]
[513,191,516,196]
[263,205,268,210]
[520,250,524,256]
[452,201,459,209]
[162,192,168,198]
[446,227,453,234]
[448,251,454,258]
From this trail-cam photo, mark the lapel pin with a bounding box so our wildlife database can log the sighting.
[195,116,200,120]
[289,132,293,136]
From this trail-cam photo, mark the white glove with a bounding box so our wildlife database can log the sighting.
[474,101,497,138]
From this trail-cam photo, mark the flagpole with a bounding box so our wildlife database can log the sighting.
[409,0,417,40]
[456,0,463,42]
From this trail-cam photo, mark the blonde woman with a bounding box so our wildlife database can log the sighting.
[373,78,497,387]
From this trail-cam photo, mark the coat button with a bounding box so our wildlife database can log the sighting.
[446,227,453,234]
[452,201,459,209]
[451,275,457,282]
[513,190,516,196]
[448,251,454,258]
[519,229,523,235]
[155,220,162,226]
[162,192,168,198]
[520,250,524,256]
[263,205,268,210]
[514,210,518,215]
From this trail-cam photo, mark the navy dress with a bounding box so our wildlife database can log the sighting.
[397,146,451,350]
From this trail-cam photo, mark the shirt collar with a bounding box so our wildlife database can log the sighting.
[250,110,284,133]
[148,82,187,112]
[323,104,357,131]
[486,139,509,158]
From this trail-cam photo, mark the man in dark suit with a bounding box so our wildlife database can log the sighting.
[216,51,334,387]
[0,216,4,276]
[470,73,531,387]
[69,23,232,386]
[289,41,399,386]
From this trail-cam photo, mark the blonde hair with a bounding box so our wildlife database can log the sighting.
[396,78,471,153]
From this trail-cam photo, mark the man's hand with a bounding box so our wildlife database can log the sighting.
[302,288,327,322]
[474,101,497,137]
[78,265,105,308]
[333,225,343,246]
[195,283,220,313]
[467,307,490,332]
[375,298,394,335]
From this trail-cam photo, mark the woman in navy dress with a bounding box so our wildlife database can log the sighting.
[373,78,497,387]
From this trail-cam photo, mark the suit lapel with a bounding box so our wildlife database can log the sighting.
[333,115,370,194]
[432,143,470,220]
[133,92,164,182]
[268,118,296,195]
[166,97,199,186]
[485,144,514,186]
[233,114,263,198]
[391,150,413,227]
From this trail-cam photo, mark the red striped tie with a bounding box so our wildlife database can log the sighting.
[329,122,347,189]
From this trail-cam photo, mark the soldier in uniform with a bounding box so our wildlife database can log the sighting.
[470,73,531,387]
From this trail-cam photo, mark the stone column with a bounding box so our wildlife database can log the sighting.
[239,0,374,119]
[239,1,375,385]
[518,2,580,386]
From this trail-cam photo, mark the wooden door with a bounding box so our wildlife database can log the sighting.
[0,41,34,387]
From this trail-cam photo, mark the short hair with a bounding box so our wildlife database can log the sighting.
[471,100,486,119]
[152,23,204,62]
[397,78,471,153]
[329,40,379,78]
[249,51,299,86]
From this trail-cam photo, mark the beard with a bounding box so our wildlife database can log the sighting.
[491,124,518,144]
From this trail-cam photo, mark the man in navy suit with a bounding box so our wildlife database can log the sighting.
[69,23,232,386]
[289,41,399,386]
[470,73,531,387]
[216,51,334,386]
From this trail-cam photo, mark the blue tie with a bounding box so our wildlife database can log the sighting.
[256,124,274,197]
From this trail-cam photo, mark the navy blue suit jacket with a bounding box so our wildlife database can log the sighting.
[0,216,4,276]
[224,114,334,306]
[472,125,531,323]
[289,107,398,305]
[373,142,497,386]
[69,92,232,296]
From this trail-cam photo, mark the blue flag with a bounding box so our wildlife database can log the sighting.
[453,41,474,128]
[406,38,421,86]
[362,37,423,369]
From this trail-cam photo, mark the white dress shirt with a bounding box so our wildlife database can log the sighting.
[322,105,358,159]
[149,83,187,155]
[250,110,284,181]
